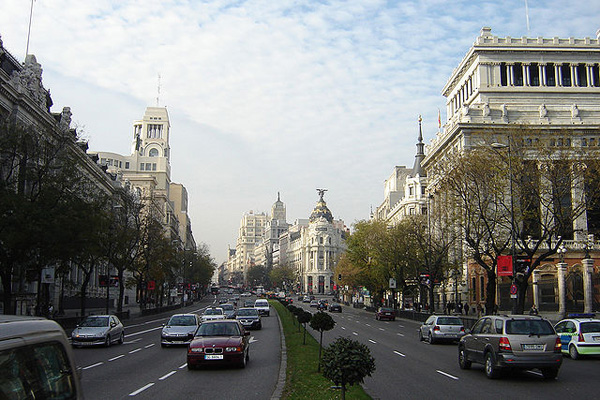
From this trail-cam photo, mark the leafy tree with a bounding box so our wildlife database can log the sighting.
[269,263,296,291]
[247,264,270,288]
[297,310,312,344]
[309,311,336,371]
[321,337,376,400]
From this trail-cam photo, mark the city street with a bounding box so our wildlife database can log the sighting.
[296,299,600,400]
[72,296,281,400]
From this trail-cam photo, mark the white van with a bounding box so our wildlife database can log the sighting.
[0,315,83,399]
[254,299,270,316]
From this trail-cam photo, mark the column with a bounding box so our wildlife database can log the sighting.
[583,258,594,314]
[587,64,594,87]
[532,269,541,307]
[556,64,561,86]
[494,63,501,86]
[508,64,514,86]
[540,64,546,86]
[557,263,567,319]
[571,64,577,86]
[524,64,530,86]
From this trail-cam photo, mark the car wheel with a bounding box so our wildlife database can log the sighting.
[485,352,500,379]
[541,367,559,380]
[118,332,124,345]
[105,335,111,347]
[187,362,195,370]
[428,331,436,344]
[240,350,249,369]
[569,344,580,360]
[458,347,471,370]
[418,330,424,341]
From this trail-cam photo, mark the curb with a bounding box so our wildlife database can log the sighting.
[270,306,287,400]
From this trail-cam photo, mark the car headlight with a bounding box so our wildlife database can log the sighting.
[225,347,241,352]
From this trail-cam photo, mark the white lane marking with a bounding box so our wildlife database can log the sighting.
[437,370,459,380]
[526,370,543,377]
[159,371,177,380]
[83,362,103,370]
[379,328,385,331]
[368,339,377,344]
[366,323,371,327]
[249,337,258,343]
[123,338,142,344]
[179,363,187,369]
[129,348,142,354]
[393,351,406,357]
[129,383,155,396]
[352,332,358,336]
[126,326,163,337]
[126,318,165,328]
[341,327,346,330]
[396,333,405,337]
[398,325,405,328]
[144,344,155,349]
[108,355,125,362]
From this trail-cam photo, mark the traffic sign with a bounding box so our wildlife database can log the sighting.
[510,284,518,295]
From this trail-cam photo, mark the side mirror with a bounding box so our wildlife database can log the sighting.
[464,328,471,334]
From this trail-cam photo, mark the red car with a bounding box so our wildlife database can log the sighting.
[187,320,250,369]
[375,307,396,321]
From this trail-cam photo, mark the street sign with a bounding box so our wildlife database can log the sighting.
[389,278,397,289]
[510,284,518,295]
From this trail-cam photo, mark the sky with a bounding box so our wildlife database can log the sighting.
[0,0,598,264]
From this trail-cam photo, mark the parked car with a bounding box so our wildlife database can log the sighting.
[161,313,201,347]
[329,303,342,313]
[71,315,124,347]
[187,320,250,369]
[254,299,270,316]
[202,307,226,322]
[221,303,236,319]
[309,300,319,308]
[1,316,84,399]
[458,315,562,379]
[554,314,600,359]
[419,315,465,344]
[236,307,262,330]
[375,307,395,321]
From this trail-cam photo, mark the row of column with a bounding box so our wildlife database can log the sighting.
[500,62,599,88]
[531,258,595,316]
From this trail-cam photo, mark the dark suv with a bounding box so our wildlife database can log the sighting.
[458,315,562,379]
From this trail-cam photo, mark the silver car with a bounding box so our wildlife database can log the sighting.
[202,307,225,322]
[419,315,465,344]
[161,313,201,347]
[71,315,124,347]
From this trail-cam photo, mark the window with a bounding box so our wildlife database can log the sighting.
[576,63,587,86]
[480,276,485,301]
[545,63,556,86]
[561,63,571,86]
[513,62,523,86]
[145,164,152,171]
[592,64,600,87]
[139,163,144,170]
[149,148,159,157]
[125,162,129,169]
[152,163,157,171]
[500,62,508,86]
[529,63,539,86]
[409,186,414,196]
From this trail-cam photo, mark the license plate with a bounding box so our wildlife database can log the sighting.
[522,344,545,351]
[205,354,223,360]
[593,336,600,342]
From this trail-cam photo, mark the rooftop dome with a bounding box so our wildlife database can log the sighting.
[310,189,333,223]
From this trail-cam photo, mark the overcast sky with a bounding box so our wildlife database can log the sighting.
[1,0,598,264]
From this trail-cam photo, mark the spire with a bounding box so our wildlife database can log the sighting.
[412,115,426,177]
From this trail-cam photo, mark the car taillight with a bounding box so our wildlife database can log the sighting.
[554,337,562,352]
[434,325,440,331]
[499,337,511,351]
[460,326,465,332]
[578,332,585,342]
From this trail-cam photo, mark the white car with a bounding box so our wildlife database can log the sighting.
[202,307,225,322]
[254,299,270,316]
[555,314,600,359]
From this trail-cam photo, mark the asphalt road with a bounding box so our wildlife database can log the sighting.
[72,296,281,400]
[296,298,600,400]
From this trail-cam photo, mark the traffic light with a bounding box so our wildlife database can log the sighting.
[514,257,531,275]
[338,274,342,281]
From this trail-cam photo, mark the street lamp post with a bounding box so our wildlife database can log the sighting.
[491,141,518,313]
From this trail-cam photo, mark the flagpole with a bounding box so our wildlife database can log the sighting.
[26,0,35,56]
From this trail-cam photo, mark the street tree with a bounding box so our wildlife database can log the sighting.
[269,263,295,291]
[297,310,312,345]
[321,337,376,400]
[309,311,336,372]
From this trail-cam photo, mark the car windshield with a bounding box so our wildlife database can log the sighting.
[256,302,268,307]
[80,316,109,327]
[237,309,258,316]
[221,304,234,311]
[379,308,393,312]
[581,322,600,333]
[204,309,223,315]
[438,317,463,325]
[506,320,554,335]
[168,316,197,326]
[196,323,241,336]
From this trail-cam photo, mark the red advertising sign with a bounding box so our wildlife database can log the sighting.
[497,255,513,276]
[147,280,156,290]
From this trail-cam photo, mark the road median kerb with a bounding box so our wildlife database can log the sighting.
[270,302,287,400]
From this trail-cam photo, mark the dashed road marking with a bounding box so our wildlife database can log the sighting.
[129,383,155,396]
[393,351,406,357]
[368,339,377,344]
[379,328,385,331]
[83,362,103,370]
[145,343,155,349]
[437,370,459,380]
[159,371,177,380]
[396,333,405,337]
[179,363,187,369]
[352,332,358,336]
[129,348,142,354]
[109,355,125,362]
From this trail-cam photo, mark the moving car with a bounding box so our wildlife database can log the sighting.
[161,313,201,347]
[187,320,250,369]
[202,307,226,322]
[458,315,562,379]
[375,307,395,321]
[419,315,465,343]
[329,303,342,313]
[554,314,600,359]
[236,307,262,330]
[254,299,270,316]
[71,315,124,347]
[303,296,311,303]
[0,315,84,399]
[220,303,236,319]
[309,300,319,308]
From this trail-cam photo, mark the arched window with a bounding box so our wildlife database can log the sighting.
[149,148,159,157]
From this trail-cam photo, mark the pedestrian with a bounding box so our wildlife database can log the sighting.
[456,302,463,315]
[476,303,483,317]
[463,302,469,315]
[529,304,539,315]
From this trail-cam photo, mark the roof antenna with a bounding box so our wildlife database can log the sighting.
[156,73,161,106]
[525,0,531,35]
[25,0,35,56]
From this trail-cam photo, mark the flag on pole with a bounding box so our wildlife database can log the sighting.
[437,109,441,129]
